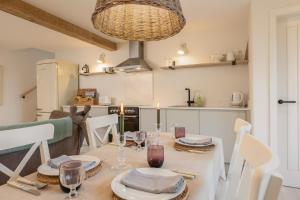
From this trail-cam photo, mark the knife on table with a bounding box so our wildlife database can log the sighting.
[172,169,197,179]
[7,181,41,196]
[17,177,48,189]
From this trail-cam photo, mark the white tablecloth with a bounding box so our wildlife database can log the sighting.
[0,133,225,200]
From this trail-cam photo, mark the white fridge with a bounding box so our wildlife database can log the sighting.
[36,59,78,121]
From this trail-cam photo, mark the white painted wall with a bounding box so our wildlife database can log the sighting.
[56,20,249,107]
[0,48,54,125]
[249,0,300,143]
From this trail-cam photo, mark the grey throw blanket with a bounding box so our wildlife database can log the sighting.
[121,169,184,194]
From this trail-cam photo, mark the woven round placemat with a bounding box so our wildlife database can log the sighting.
[125,140,146,148]
[174,142,215,152]
[125,140,137,147]
[37,162,103,185]
[112,185,189,200]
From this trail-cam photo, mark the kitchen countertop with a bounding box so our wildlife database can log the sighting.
[63,105,250,111]
[63,105,110,108]
[139,106,250,111]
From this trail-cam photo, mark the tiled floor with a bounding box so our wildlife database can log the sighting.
[279,186,300,200]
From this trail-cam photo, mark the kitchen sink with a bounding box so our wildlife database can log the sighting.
[169,105,200,108]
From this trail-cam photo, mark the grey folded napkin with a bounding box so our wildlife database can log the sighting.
[125,131,137,140]
[82,161,97,170]
[120,169,184,194]
[47,155,72,169]
[179,136,212,145]
[48,155,97,170]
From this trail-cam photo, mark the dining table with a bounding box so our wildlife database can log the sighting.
[0,132,226,200]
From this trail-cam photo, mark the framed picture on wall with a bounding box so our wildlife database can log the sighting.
[0,66,3,105]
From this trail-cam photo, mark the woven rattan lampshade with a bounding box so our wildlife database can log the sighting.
[92,0,186,41]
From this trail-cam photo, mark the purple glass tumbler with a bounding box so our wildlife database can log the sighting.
[175,127,185,139]
[147,145,164,168]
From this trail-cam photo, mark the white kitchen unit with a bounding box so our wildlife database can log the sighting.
[62,105,108,117]
[139,108,167,132]
[199,110,246,163]
[166,109,200,134]
[139,106,249,163]
[37,59,78,120]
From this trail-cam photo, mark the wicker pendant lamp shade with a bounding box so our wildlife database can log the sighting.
[92,0,186,41]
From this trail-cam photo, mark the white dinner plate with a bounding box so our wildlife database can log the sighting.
[37,155,101,176]
[175,135,214,148]
[111,168,186,200]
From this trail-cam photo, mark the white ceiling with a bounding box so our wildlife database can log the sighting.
[0,0,250,52]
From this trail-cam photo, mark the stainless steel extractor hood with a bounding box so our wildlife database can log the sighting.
[114,41,152,73]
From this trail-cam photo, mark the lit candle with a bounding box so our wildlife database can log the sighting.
[157,102,160,130]
[120,103,124,135]
[120,103,124,114]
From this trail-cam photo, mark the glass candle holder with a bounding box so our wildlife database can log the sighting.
[112,133,129,170]
[175,127,186,139]
[147,145,164,168]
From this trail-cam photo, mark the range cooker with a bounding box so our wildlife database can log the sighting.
[108,106,139,132]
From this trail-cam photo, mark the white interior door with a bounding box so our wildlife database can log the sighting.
[278,19,300,187]
[37,63,58,113]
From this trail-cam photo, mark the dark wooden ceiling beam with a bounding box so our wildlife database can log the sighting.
[0,0,117,51]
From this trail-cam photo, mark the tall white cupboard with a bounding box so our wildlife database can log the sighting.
[36,59,78,121]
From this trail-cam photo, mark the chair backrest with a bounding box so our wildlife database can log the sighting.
[234,118,252,144]
[235,134,280,200]
[86,114,118,150]
[0,124,54,181]
[225,119,252,199]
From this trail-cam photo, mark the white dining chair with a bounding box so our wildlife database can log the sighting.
[232,134,280,200]
[263,173,283,200]
[217,118,252,200]
[227,119,252,190]
[233,118,252,144]
[0,124,54,182]
[86,114,118,150]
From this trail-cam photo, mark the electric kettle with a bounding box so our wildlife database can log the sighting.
[231,92,245,107]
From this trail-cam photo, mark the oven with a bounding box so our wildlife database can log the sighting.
[108,106,139,132]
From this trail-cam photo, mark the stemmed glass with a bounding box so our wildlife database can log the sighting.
[134,131,146,151]
[59,160,85,199]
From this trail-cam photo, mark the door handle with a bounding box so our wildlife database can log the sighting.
[278,99,297,104]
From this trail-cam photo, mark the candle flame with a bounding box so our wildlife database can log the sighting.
[157,102,160,109]
[120,103,124,114]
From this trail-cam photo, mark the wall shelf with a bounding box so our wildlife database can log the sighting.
[80,72,115,76]
[160,60,248,70]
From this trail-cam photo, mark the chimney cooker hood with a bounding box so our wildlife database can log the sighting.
[114,41,152,73]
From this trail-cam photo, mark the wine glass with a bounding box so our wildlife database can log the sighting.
[134,131,146,151]
[59,160,85,199]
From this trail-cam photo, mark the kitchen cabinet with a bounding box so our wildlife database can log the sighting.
[139,107,249,164]
[166,109,200,134]
[199,110,246,163]
[62,106,108,117]
[139,108,167,132]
